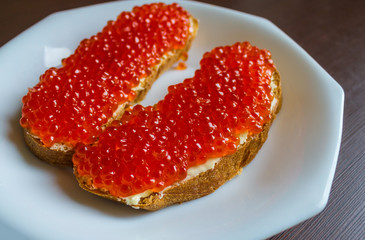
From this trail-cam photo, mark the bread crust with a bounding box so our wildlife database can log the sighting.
[75,70,282,210]
[23,17,199,167]
[24,129,74,166]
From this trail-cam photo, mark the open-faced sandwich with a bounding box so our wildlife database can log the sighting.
[72,41,282,210]
[20,3,198,166]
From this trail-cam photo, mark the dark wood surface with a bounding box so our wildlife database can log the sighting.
[1,0,364,239]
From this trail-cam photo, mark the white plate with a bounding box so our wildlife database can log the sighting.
[0,0,344,239]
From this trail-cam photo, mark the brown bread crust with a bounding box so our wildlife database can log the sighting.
[75,70,282,210]
[23,17,199,167]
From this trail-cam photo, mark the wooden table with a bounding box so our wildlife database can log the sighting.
[1,0,364,239]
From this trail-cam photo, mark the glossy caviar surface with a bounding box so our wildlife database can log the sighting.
[20,3,191,147]
[73,42,276,198]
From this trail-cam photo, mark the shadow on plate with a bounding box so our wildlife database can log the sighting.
[7,107,151,218]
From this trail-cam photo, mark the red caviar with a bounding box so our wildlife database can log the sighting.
[175,61,187,70]
[20,3,192,147]
[73,42,276,198]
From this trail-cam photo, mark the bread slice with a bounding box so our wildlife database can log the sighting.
[22,13,199,167]
[75,68,282,211]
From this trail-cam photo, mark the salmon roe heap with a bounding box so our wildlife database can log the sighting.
[73,42,276,198]
[20,3,192,147]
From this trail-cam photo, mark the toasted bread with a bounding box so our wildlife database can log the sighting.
[21,5,198,167]
[74,43,282,210]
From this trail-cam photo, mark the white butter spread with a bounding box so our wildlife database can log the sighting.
[124,190,153,206]
[239,132,248,145]
[49,143,72,151]
[131,84,145,92]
